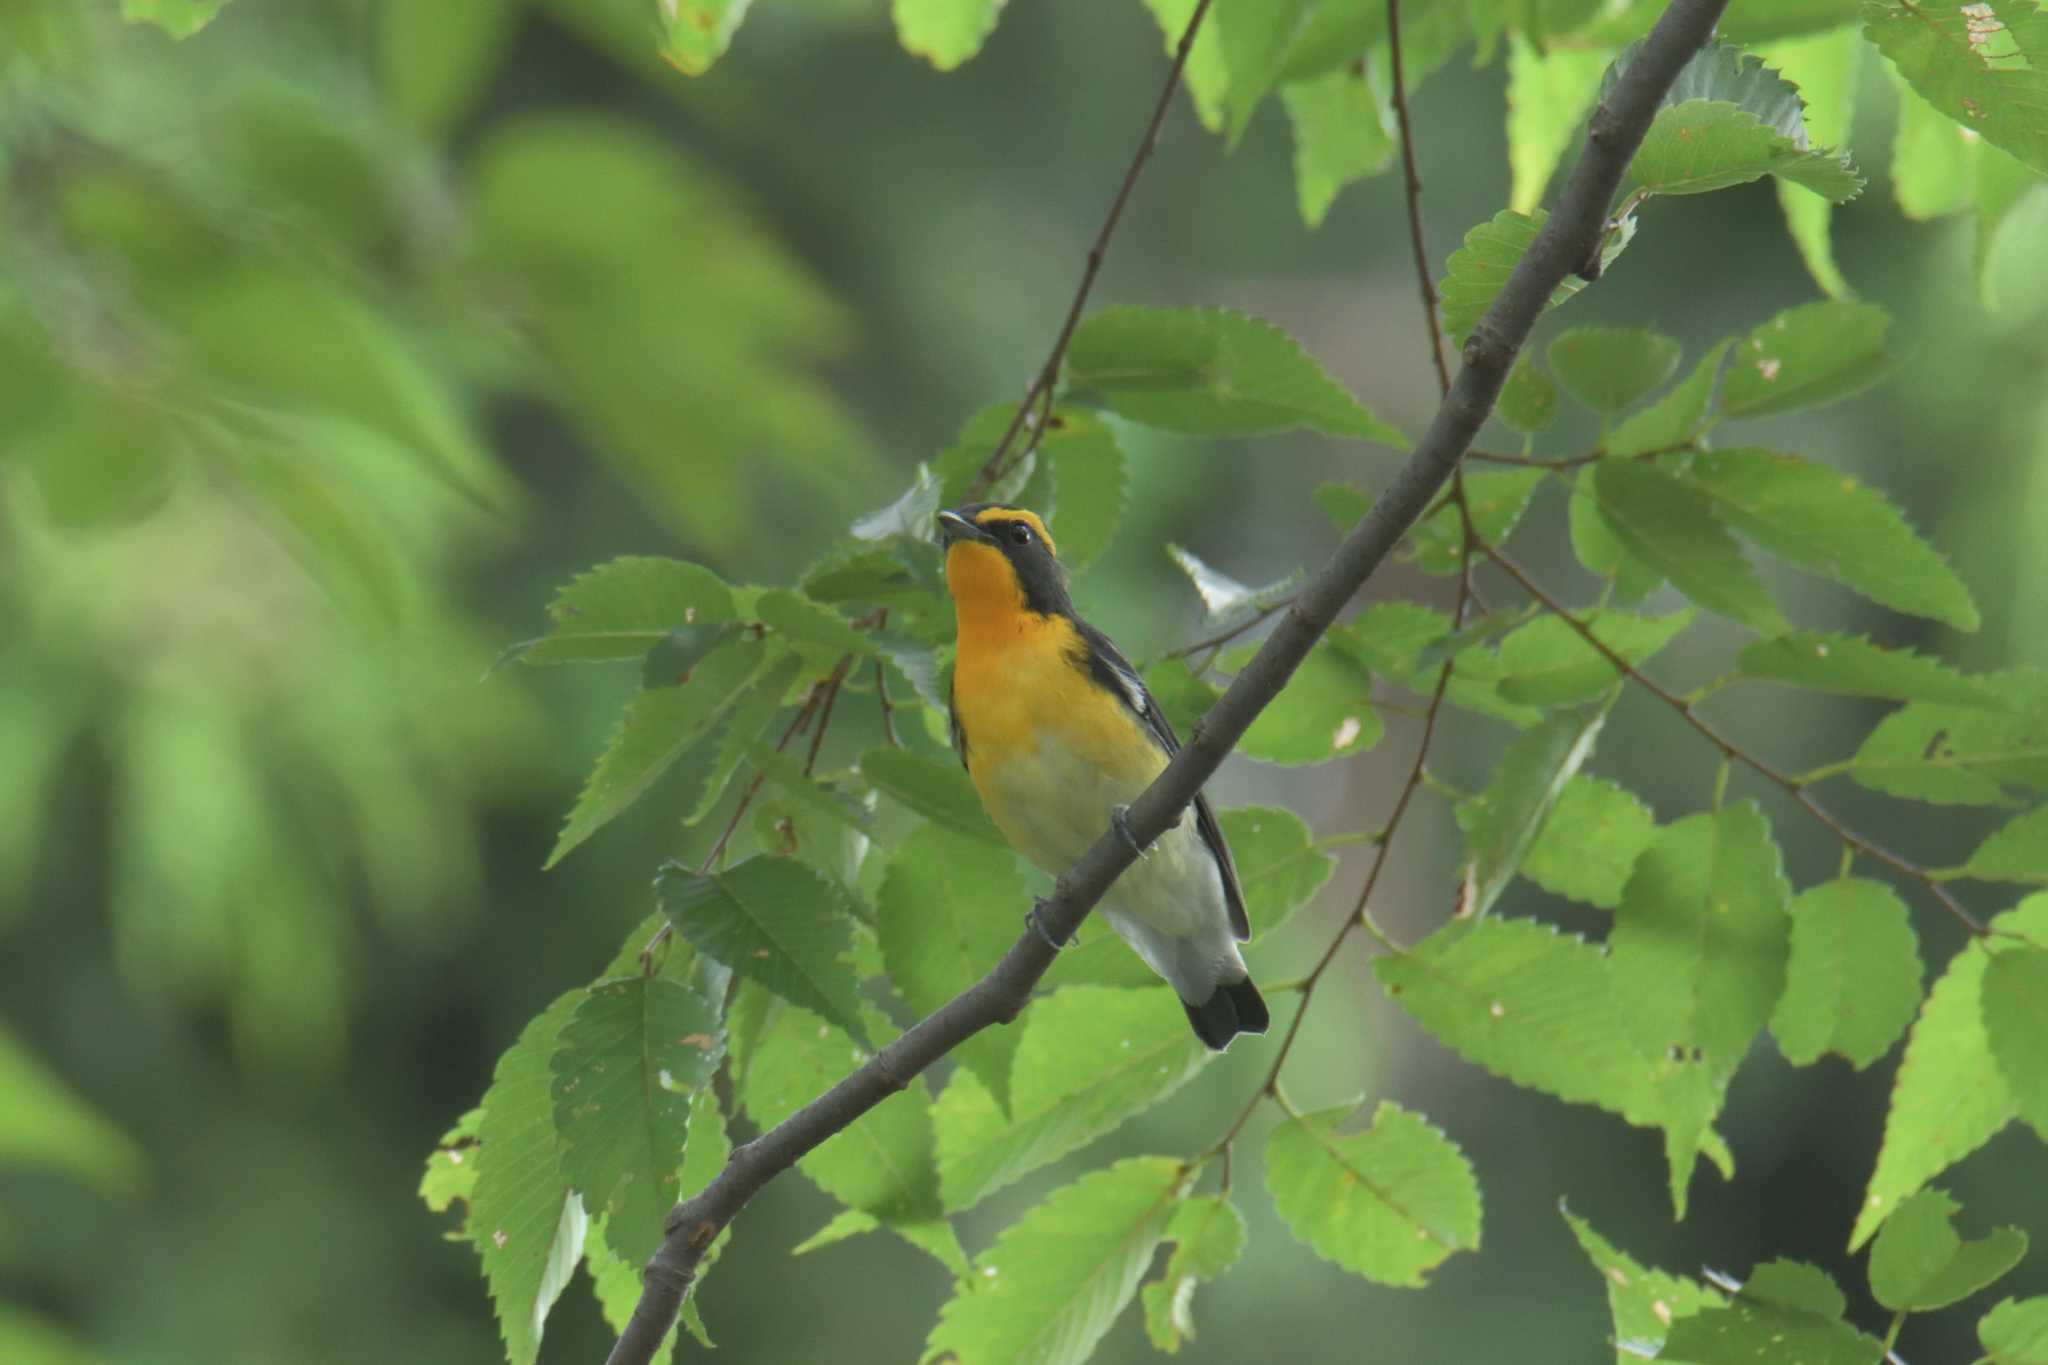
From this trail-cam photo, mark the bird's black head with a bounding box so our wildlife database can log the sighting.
[937,503,1072,618]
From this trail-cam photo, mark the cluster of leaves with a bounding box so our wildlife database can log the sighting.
[404,11,2048,1365]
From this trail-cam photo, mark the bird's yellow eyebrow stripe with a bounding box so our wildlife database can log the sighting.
[972,507,1057,556]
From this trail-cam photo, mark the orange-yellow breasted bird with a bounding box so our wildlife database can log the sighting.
[939,502,1269,1050]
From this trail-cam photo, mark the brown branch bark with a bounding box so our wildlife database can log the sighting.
[602,4,1730,1360]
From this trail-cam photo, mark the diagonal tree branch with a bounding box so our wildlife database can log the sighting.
[602,3,1729,1359]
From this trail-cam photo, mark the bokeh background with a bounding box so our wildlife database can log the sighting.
[5,2,2046,1362]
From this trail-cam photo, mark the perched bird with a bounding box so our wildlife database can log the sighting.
[938,502,1269,1050]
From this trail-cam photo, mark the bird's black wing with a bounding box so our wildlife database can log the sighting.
[1072,619,1252,941]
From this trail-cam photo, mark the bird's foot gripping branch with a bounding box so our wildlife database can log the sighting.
[418,2,2048,1363]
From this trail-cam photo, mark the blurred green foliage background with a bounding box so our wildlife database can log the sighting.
[4,1,2046,1362]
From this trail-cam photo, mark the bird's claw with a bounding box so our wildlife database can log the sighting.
[1111,804,1151,859]
[1025,900,1070,950]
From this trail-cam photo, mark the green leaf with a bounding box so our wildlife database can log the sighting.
[1720,301,1893,420]
[1065,307,1406,445]
[1965,807,2048,882]
[892,0,1008,69]
[1313,480,1373,531]
[421,1109,482,1215]
[1167,544,1303,622]
[1497,356,1560,434]
[1588,461,1786,633]
[1983,943,2048,1140]
[1222,637,1381,765]
[585,1089,729,1354]
[655,856,868,1040]
[1658,1260,1883,1364]
[467,990,587,1365]
[1570,467,1666,601]
[1870,1187,2029,1311]
[1737,632,2001,707]
[1264,1100,1481,1287]
[1982,1296,2048,1364]
[1606,340,1729,456]
[1140,660,1222,752]
[1612,803,1792,1077]
[1494,609,1695,707]
[876,823,1030,1107]
[1891,63,1981,218]
[1282,66,1396,227]
[1220,0,1312,143]
[736,992,942,1221]
[657,0,755,75]
[1039,411,1129,574]
[517,557,737,666]
[858,746,1005,844]
[1852,897,2048,1248]
[926,1157,1184,1365]
[1563,1207,1719,1362]
[683,651,803,825]
[1523,776,1658,910]
[0,1026,144,1194]
[1764,27,1864,299]
[1844,673,2048,805]
[853,463,944,544]
[801,538,946,614]
[1455,710,1607,917]
[1629,100,1864,201]
[120,0,231,38]
[1439,208,1634,343]
[1547,327,1682,414]
[376,0,514,134]
[550,977,722,1267]
[640,623,745,690]
[755,588,874,657]
[1506,33,1613,212]
[1770,878,1924,1069]
[934,987,1209,1211]
[1411,468,1545,572]
[1221,805,1336,940]
[1865,0,2048,177]
[547,639,772,867]
[1141,0,1230,131]
[1142,1195,1248,1353]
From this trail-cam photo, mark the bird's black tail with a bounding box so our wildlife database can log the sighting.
[1182,976,1271,1051]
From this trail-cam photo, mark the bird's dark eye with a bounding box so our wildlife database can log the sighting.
[1008,523,1033,546]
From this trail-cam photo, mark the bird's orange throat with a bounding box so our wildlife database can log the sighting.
[945,541,1033,643]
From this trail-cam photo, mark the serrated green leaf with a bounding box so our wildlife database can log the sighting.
[1142,0,1230,131]
[737,991,941,1220]
[1143,1195,1249,1353]
[1737,632,2001,707]
[1548,328,1682,414]
[859,745,1005,844]
[1222,805,1335,940]
[1282,65,1396,227]
[683,651,803,825]
[641,623,745,690]
[1066,307,1406,445]
[120,0,231,38]
[547,639,772,867]
[892,0,1007,69]
[1865,0,2048,177]
[1494,609,1694,706]
[551,977,722,1267]
[1563,1208,1718,1362]
[877,823,1029,1108]
[1658,1260,1881,1364]
[518,557,737,666]
[1629,100,1865,200]
[1168,545,1303,622]
[934,987,1209,1211]
[801,538,947,613]
[1412,468,1545,572]
[1455,710,1606,917]
[584,1089,729,1354]
[755,588,874,657]
[1843,673,2048,805]
[1718,300,1893,418]
[1221,637,1381,765]
[1498,356,1560,434]
[1982,1296,2048,1364]
[1589,461,1786,633]
[1870,1187,2029,1312]
[1852,897,2048,1247]
[1612,803,1792,1077]
[1265,1100,1481,1287]
[421,1109,482,1215]
[1983,943,2048,1140]
[1523,776,1657,910]
[1039,411,1128,573]
[927,1157,1184,1365]
[1770,878,1924,1069]
[1506,33,1612,212]
[655,856,867,1040]
[467,990,586,1365]
[657,0,754,75]
[1607,340,1729,456]
[1438,208,1633,342]
[1765,27,1864,298]
[1570,467,1666,601]
[1965,807,2048,882]
[1220,0,1312,143]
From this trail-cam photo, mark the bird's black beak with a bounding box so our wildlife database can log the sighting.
[937,509,995,546]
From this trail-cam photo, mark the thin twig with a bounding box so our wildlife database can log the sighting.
[1387,0,1453,395]
[1480,544,1987,936]
[872,609,901,747]
[966,0,1219,497]
[1161,599,1295,662]
[603,7,1731,1357]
